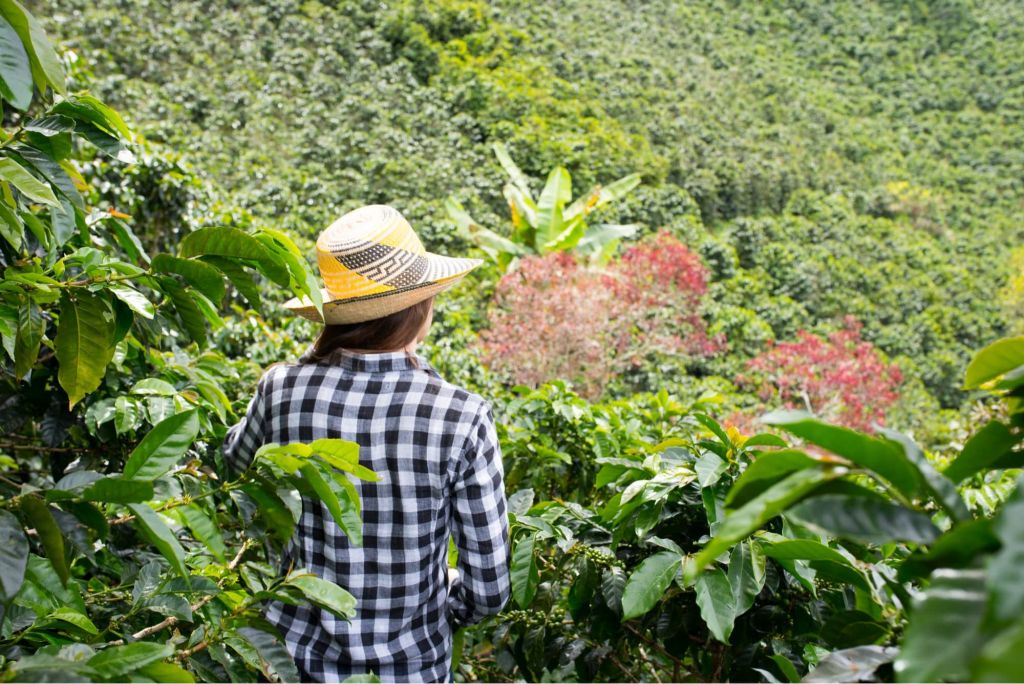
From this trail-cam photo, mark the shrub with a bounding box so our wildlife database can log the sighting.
[738,317,903,431]
[480,232,718,399]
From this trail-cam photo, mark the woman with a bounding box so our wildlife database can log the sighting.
[223,205,511,683]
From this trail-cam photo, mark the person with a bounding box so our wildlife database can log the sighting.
[223,205,511,683]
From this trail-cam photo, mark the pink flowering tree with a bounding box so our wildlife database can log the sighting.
[479,231,720,399]
[737,318,903,431]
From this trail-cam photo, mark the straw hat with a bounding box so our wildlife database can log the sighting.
[284,205,482,325]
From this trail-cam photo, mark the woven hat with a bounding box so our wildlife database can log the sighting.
[284,205,482,324]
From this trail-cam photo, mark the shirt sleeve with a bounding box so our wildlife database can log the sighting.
[447,403,511,627]
[222,372,270,475]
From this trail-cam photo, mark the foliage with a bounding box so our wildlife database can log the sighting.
[446,142,641,270]
[738,317,904,432]
[0,8,368,681]
[480,232,717,400]
[460,334,1024,683]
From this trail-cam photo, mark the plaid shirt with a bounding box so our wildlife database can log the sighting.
[223,348,510,683]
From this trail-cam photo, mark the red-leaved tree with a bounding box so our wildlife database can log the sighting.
[479,232,719,399]
[737,318,903,431]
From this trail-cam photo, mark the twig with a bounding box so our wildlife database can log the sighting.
[0,442,94,454]
[622,622,686,674]
[107,540,253,647]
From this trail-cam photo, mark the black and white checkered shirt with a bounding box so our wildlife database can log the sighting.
[223,348,510,683]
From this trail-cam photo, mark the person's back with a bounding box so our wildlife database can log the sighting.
[222,205,510,682]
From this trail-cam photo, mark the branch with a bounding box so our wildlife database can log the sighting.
[107,539,253,647]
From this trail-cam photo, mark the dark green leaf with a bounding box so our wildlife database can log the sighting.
[511,533,538,609]
[944,420,1020,483]
[127,503,189,582]
[52,95,130,139]
[895,568,986,682]
[694,567,737,643]
[986,494,1024,623]
[56,291,117,408]
[0,0,66,94]
[601,565,625,615]
[152,254,226,303]
[761,410,920,497]
[122,409,199,481]
[174,504,226,563]
[0,508,28,599]
[971,621,1024,682]
[81,476,154,504]
[87,642,174,680]
[821,611,890,648]
[0,197,23,250]
[728,540,765,616]
[898,518,999,582]
[202,256,262,310]
[20,495,67,586]
[240,482,295,544]
[298,462,361,545]
[236,626,300,683]
[24,115,74,137]
[12,145,83,209]
[879,427,969,522]
[0,14,31,110]
[14,299,42,380]
[621,551,681,620]
[789,495,940,546]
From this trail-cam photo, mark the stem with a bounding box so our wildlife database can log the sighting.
[110,480,243,526]
[107,539,254,647]
[0,442,94,454]
[623,622,686,676]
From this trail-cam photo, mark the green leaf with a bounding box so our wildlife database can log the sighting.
[179,227,286,285]
[694,567,737,643]
[87,641,174,680]
[151,254,226,303]
[309,438,376,481]
[0,14,31,110]
[174,504,226,563]
[511,533,538,608]
[601,565,626,614]
[135,661,195,683]
[47,606,99,635]
[971,621,1024,682]
[20,495,67,586]
[298,462,361,545]
[123,409,199,481]
[770,654,800,683]
[535,166,571,248]
[788,494,940,545]
[13,145,83,209]
[895,568,987,682]
[725,449,822,509]
[689,468,831,580]
[879,427,969,522]
[24,115,74,137]
[695,451,729,489]
[492,142,533,198]
[986,494,1024,623]
[0,508,28,599]
[56,291,117,408]
[81,476,154,504]
[236,626,300,683]
[898,518,999,582]
[127,504,189,582]
[541,214,587,252]
[14,299,42,380]
[761,410,921,497]
[158,276,207,347]
[820,611,890,649]
[621,551,681,620]
[202,255,262,310]
[107,284,153,320]
[944,420,1020,483]
[131,378,178,396]
[240,482,296,544]
[52,95,130,139]
[964,336,1024,388]
[0,197,23,250]
[728,540,765,616]
[0,0,65,94]
[566,173,642,219]
[285,572,356,618]
[0,156,58,206]
[807,646,897,683]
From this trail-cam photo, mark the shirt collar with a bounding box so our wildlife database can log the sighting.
[299,346,428,373]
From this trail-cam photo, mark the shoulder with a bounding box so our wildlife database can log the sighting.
[418,368,492,419]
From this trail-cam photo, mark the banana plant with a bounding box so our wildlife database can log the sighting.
[446,142,641,270]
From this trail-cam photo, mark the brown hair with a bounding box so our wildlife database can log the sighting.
[304,297,434,364]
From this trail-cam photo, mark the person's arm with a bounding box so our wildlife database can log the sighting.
[222,372,270,475]
[448,404,511,627]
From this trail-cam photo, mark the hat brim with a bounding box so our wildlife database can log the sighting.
[283,256,482,325]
